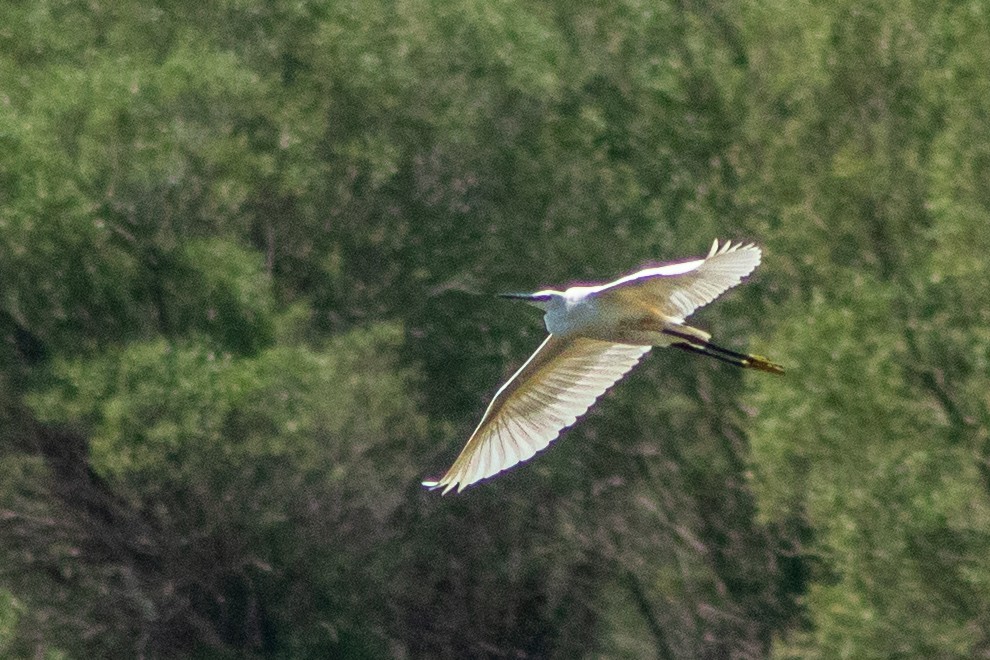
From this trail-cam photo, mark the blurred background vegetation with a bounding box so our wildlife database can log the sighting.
[1,0,988,657]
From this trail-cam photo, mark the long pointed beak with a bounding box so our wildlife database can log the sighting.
[498,292,552,301]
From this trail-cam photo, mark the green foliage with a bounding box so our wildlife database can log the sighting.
[13,325,426,656]
[166,239,276,354]
[741,0,990,655]
[0,7,279,354]
[0,589,19,656]
[2,0,989,657]
[749,280,990,657]
[30,323,420,492]
[0,589,67,660]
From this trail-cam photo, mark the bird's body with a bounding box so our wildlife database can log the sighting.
[541,286,695,346]
[424,239,783,494]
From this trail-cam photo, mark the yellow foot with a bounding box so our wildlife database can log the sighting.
[742,354,785,375]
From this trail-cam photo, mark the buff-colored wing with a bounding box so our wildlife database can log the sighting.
[592,239,762,321]
[424,335,650,494]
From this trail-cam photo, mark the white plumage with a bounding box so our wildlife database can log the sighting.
[424,239,782,494]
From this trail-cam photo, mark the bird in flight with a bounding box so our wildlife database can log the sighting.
[423,239,783,494]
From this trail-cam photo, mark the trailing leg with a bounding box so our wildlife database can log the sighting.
[663,328,784,375]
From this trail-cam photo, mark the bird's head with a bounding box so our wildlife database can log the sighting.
[498,290,560,311]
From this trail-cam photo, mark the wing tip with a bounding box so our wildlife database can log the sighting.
[706,239,762,272]
[709,238,761,254]
[421,478,461,495]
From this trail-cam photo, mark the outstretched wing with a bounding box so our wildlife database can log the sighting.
[592,239,762,321]
[424,335,650,494]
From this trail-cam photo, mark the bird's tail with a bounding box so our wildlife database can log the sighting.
[663,328,784,375]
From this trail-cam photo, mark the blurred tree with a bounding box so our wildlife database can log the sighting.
[3,0,987,657]
[741,0,990,656]
[5,324,427,656]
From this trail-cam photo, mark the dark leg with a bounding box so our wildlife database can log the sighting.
[663,328,785,375]
[672,341,750,368]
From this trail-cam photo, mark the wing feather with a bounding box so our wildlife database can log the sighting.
[424,335,650,494]
[592,239,762,321]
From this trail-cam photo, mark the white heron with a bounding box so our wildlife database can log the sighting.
[423,239,783,494]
